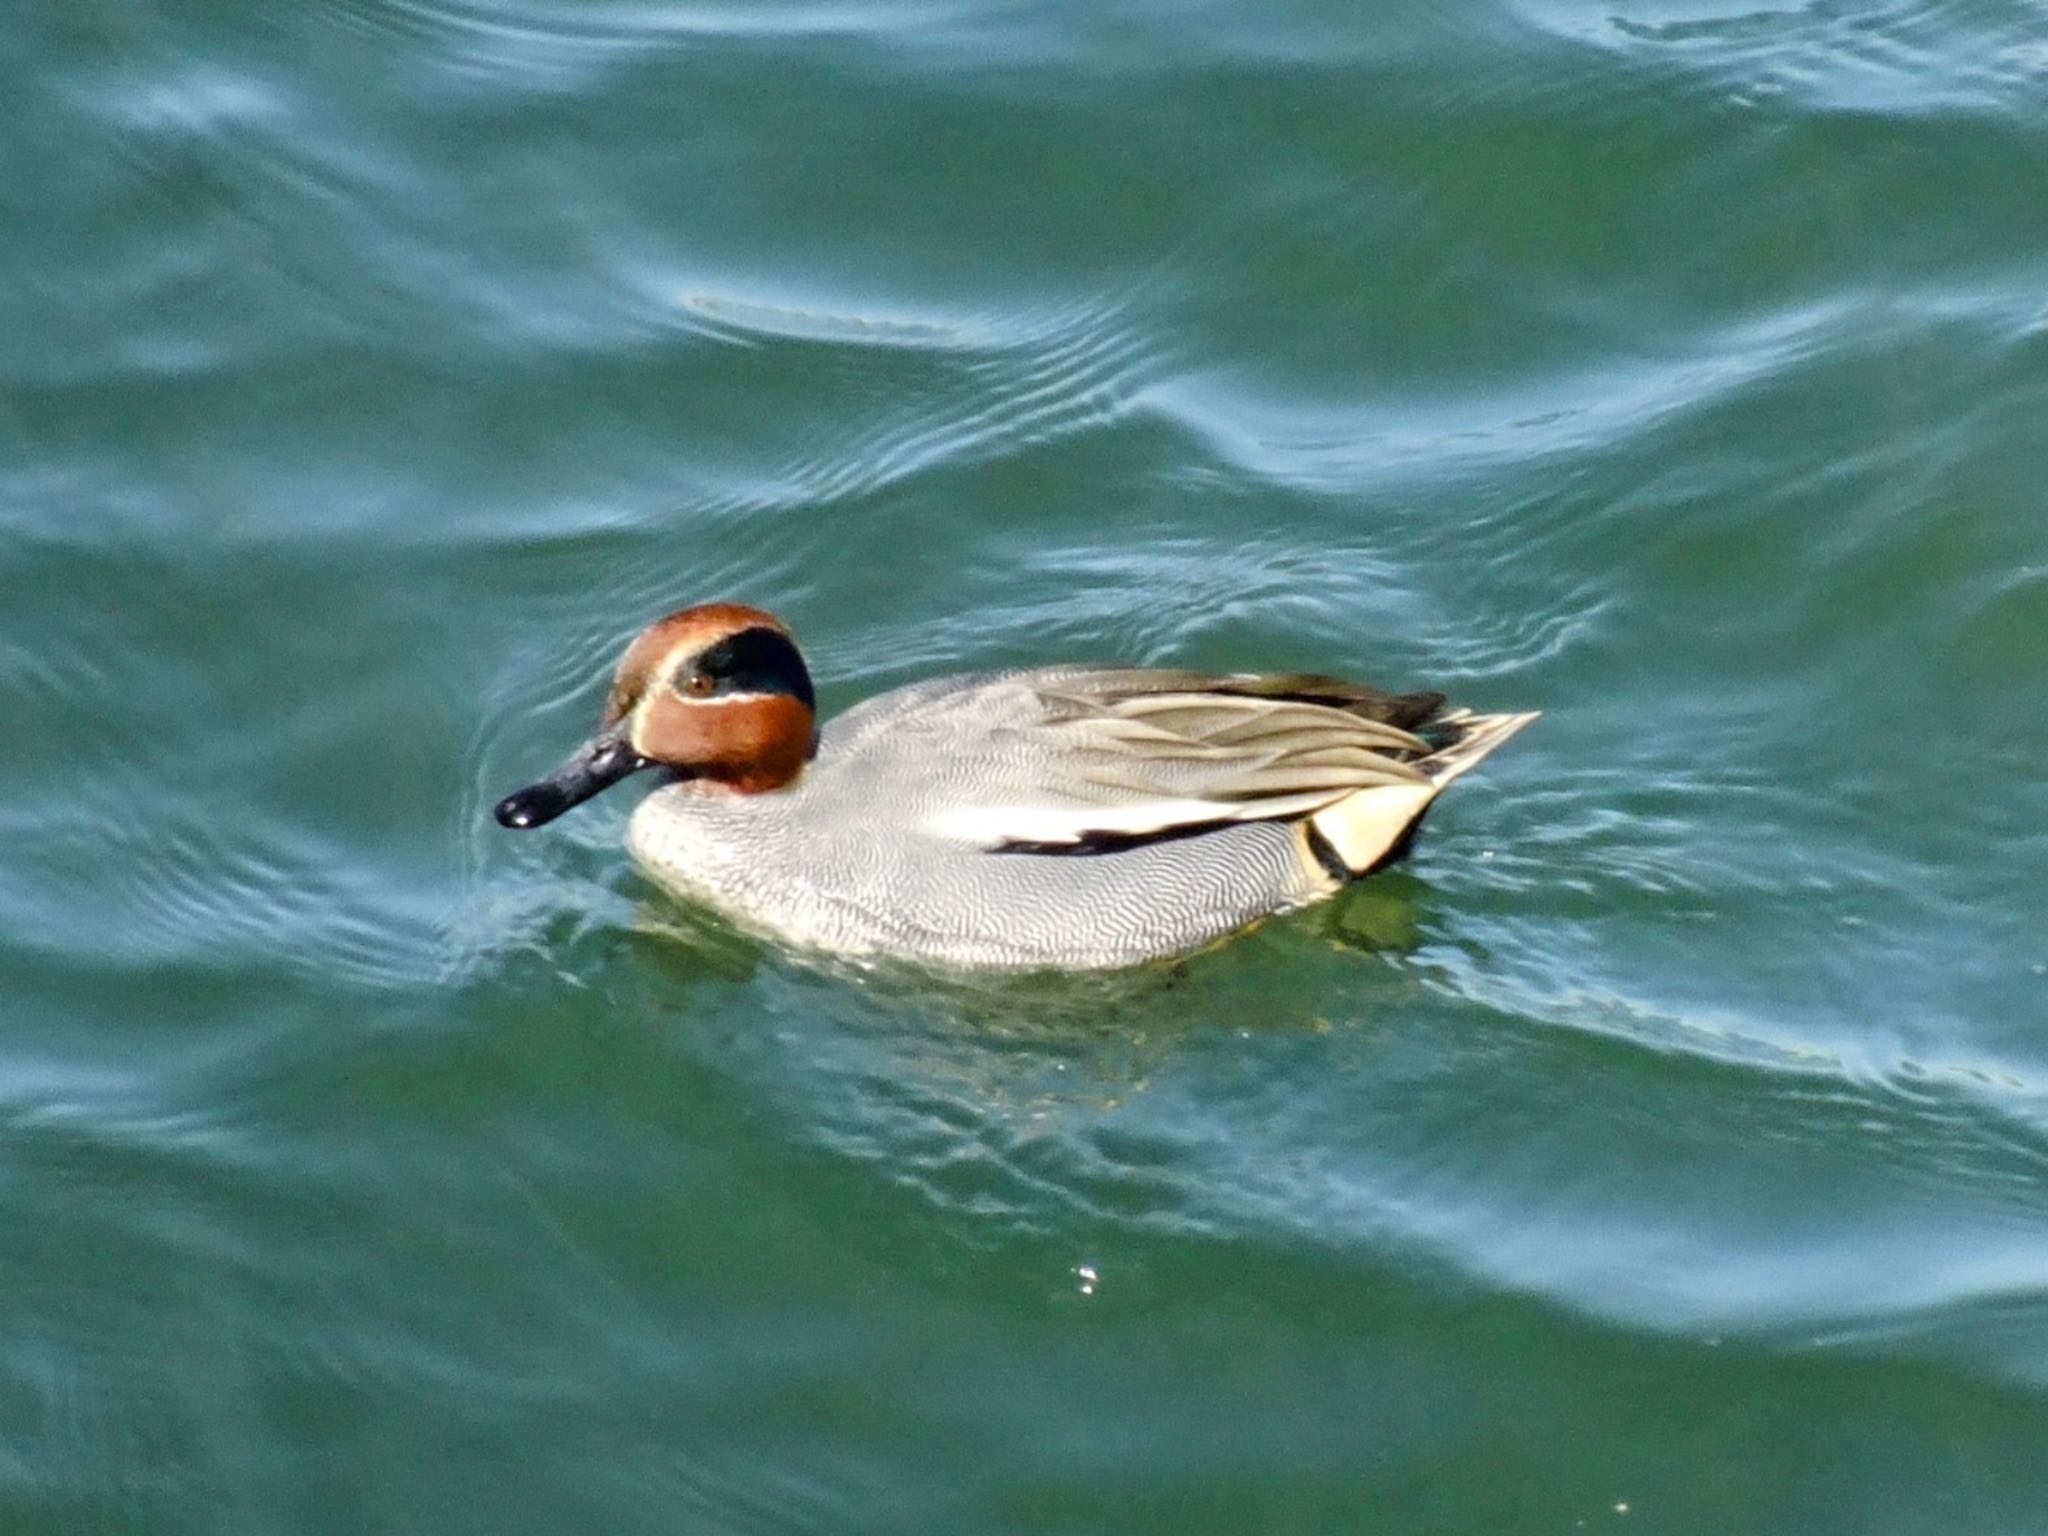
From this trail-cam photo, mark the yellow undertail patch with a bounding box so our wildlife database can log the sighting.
[1307,783,1439,876]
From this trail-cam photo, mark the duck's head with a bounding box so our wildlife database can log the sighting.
[494,603,816,830]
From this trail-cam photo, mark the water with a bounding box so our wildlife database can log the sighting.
[5,0,2048,1529]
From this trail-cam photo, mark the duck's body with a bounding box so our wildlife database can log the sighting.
[498,606,1535,971]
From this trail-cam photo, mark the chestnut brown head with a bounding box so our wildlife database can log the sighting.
[495,604,816,830]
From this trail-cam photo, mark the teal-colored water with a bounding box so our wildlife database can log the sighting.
[6,1,2048,1530]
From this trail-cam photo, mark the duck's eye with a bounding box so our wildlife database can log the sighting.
[678,669,716,699]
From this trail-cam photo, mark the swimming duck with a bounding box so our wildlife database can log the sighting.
[495,604,1535,970]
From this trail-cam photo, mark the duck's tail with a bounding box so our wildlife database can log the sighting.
[1305,709,1538,878]
[1418,708,1542,787]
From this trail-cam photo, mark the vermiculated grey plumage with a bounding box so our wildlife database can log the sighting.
[626,666,1535,969]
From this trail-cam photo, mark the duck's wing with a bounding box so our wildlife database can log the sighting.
[905,667,1457,852]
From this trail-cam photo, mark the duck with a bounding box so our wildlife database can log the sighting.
[495,603,1536,970]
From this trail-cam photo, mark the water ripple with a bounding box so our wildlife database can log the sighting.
[708,944,2048,1372]
[1591,0,2048,117]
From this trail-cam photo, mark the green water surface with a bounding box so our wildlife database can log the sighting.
[4,0,2048,1531]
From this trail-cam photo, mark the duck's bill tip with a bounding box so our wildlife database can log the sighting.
[492,732,650,831]
[494,789,559,830]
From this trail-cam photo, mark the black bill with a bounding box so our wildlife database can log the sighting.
[494,728,652,829]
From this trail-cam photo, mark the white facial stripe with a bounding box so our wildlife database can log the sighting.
[626,687,780,755]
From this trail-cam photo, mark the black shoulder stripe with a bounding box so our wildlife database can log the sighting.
[988,819,1241,857]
